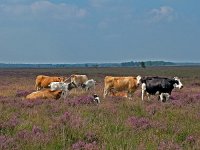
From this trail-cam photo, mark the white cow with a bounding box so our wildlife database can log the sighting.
[49,82,77,99]
[81,79,96,91]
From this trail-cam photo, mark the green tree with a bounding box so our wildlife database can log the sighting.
[140,61,146,68]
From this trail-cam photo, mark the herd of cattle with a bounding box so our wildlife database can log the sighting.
[25,74,183,103]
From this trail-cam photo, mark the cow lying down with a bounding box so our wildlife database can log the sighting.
[26,89,62,100]
[49,82,77,99]
[141,76,183,102]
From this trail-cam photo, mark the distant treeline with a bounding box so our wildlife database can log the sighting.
[0,61,200,68]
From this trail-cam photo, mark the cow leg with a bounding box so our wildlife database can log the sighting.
[103,88,109,98]
[147,93,151,100]
[165,93,170,101]
[59,91,64,100]
[141,83,146,101]
[63,91,69,100]
[159,93,164,102]
[128,92,133,100]
[60,91,67,100]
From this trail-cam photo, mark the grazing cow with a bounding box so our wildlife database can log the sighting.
[49,82,77,99]
[103,75,142,99]
[26,89,62,100]
[81,79,96,91]
[69,74,88,87]
[141,76,183,102]
[93,94,100,104]
[35,75,64,91]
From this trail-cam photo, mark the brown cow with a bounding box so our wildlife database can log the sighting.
[35,75,64,91]
[70,74,88,87]
[26,89,62,100]
[103,75,141,99]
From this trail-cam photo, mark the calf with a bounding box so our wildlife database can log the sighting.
[81,79,96,91]
[49,82,77,99]
[93,94,100,104]
[103,75,141,99]
[26,89,62,100]
[35,75,64,91]
[141,76,183,102]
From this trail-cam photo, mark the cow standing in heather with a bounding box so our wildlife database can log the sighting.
[103,75,142,99]
[35,75,64,91]
[81,79,96,91]
[141,76,183,102]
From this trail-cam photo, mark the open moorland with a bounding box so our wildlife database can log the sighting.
[0,67,200,150]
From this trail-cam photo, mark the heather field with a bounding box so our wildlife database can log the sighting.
[0,67,200,150]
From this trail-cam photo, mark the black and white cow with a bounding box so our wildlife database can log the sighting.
[81,79,96,91]
[141,76,183,102]
[49,82,77,99]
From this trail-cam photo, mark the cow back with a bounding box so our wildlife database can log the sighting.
[104,76,138,91]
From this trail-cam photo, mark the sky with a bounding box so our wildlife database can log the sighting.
[0,0,199,64]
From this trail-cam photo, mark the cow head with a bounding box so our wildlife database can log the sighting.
[173,77,183,89]
[81,83,86,89]
[58,77,65,82]
[67,82,77,90]
[136,75,142,86]
[54,90,63,99]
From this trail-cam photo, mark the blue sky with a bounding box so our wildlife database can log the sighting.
[0,0,199,63]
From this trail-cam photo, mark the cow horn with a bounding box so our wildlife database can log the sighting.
[64,76,71,82]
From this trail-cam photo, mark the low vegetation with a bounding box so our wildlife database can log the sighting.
[0,67,200,149]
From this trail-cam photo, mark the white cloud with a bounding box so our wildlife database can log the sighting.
[149,6,176,22]
[0,1,87,20]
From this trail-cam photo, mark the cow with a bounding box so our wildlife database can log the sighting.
[49,82,77,99]
[103,75,142,99]
[141,76,183,102]
[69,74,88,87]
[35,75,65,91]
[26,89,62,100]
[81,79,96,91]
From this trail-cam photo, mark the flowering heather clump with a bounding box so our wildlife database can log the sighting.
[158,140,181,150]
[145,103,161,115]
[72,140,98,150]
[15,90,33,97]
[66,95,95,106]
[59,112,84,128]
[60,112,71,124]
[84,132,98,143]
[15,127,50,145]
[171,92,200,107]
[1,115,21,131]
[32,125,44,135]
[16,130,33,140]
[190,82,200,87]
[20,99,45,108]
[186,135,195,144]
[0,135,16,150]
[127,116,151,130]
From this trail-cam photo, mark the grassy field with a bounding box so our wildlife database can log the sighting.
[0,67,200,150]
